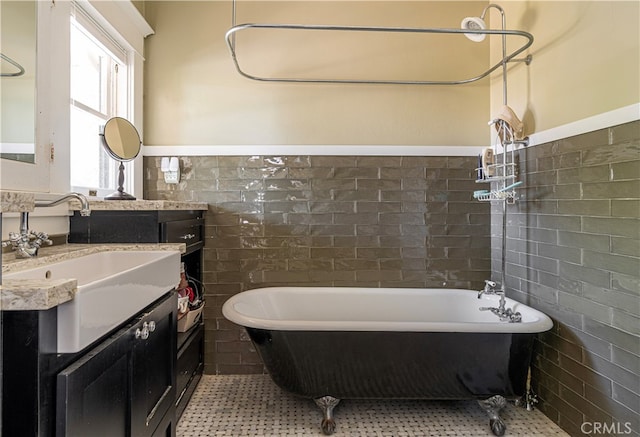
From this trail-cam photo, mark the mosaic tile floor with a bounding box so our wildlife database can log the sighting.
[177,375,569,436]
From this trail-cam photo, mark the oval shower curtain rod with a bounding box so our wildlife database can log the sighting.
[225,0,534,86]
[226,24,533,85]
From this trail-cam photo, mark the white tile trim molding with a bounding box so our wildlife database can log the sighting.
[143,144,485,157]
[527,103,640,147]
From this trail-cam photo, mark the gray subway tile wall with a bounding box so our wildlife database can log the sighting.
[492,120,640,436]
[144,154,491,373]
[144,121,639,437]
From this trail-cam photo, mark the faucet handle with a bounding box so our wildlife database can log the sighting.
[31,231,53,248]
[2,232,22,248]
[5,231,21,242]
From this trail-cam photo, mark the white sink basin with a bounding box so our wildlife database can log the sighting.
[4,250,180,353]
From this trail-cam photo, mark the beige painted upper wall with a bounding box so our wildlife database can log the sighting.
[492,1,639,136]
[143,1,491,146]
[143,1,639,148]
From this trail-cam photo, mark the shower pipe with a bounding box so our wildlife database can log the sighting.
[225,3,533,85]
[484,3,509,300]
[471,3,517,299]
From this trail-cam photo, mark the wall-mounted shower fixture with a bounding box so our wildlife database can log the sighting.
[462,4,534,104]
[226,1,533,85]
[461,16,487,42]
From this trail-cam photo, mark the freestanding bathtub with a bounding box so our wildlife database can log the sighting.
[222,287,553,436]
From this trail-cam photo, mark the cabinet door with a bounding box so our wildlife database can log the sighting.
[176,325,204,419]
[131,293,177,437]
[151,409,176,437]
[57,326,132,437]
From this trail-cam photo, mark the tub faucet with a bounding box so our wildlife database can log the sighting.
[477,280,497,298]
[2,193,91,258]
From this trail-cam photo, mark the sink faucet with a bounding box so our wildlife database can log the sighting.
[2,192,91,258]
[34,192,91,216]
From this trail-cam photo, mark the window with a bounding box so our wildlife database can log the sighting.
[69,6,130,194]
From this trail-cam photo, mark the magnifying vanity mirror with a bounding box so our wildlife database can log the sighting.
[100,117,141,200]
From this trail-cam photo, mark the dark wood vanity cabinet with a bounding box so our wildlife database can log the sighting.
[69,209,206,421]
[1,292,176,437]
[57,293,177,437]
[1,209,204,436]
[131,294,177,437]
[69,209,204,253]
[56,325,131,436]
[175,321,204,418]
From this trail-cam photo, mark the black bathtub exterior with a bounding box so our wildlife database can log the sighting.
[247,328,535,400]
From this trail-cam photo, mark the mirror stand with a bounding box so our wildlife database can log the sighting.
[105,162,136,200]
[100,117,142,201]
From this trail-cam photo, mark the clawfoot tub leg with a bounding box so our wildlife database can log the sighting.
[314,396,341,435]
[478,395,508,436]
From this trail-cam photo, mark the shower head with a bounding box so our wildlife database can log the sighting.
[461,16,487,42]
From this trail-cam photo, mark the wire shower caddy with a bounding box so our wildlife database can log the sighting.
[475,121,527,203]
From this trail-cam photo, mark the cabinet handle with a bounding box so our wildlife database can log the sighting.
[180,233,196,240]
[135,327,149,340]
[134,321,156,340]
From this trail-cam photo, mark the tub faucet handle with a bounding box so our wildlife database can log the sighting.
[481,306,522,323]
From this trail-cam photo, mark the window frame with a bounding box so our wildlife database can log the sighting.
[69,7,133,197]
[2,0,152,198]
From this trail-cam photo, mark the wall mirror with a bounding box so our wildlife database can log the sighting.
[0,0,37,163]
[100,117,141,200]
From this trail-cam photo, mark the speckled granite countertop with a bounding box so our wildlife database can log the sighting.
[0,191,35,212]
[1,243,184,311]
[83,200,208,211]
[0,190,207,213]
